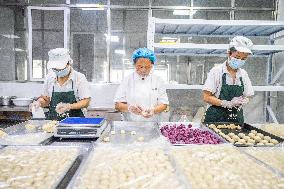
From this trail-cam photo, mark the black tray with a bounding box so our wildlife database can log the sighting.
[204,122,284,147]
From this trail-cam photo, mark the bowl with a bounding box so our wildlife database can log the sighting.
[12,98,33,107]
[0,96,16,106]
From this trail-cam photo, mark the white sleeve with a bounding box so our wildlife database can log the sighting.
[42,78,51,97]
[242,71,254,97]
[157,79,169,105]
[203,68,219,94]
[77,74,91,100]
[113,78,128,103]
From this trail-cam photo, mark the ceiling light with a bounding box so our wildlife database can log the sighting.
[115,49,125,55]
[173,10,197,16]
[2,34,20,39]
[104,34,119,42]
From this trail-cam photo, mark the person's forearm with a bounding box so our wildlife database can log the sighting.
[153,104,167,114]
[203,93,222,107]
[70,98,90,110]
[115,102,129,112]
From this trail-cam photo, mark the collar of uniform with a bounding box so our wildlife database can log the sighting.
[52,67,75,84]
[134,69,153,81]
[222,61,242,77]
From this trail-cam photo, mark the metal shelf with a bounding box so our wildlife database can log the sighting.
[154,18,284,37]
[154,43,284,57]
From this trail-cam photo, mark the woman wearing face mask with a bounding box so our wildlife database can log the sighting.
[203,36,254,124]
[29,48,91,120]
[114,48,169,122]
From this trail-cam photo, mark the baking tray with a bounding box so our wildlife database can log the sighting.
[68,146,189,189]
[98,121,161,144]
[159,122,227,145]
[240,147,284,177]
[0,145,84,189]
[170,144,284,189]
[205,122,284,147]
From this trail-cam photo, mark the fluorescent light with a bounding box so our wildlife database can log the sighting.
[115,50,125,55]
[81,8,104,10]
[173,10,197,16]
[104,34,119,42]
[2,34,20,39]
[76,4,104,8]
[14,48,24,52]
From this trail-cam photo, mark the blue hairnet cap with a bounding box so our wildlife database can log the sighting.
[132,48,157,64]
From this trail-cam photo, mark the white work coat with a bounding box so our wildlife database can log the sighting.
[114,71,169,122]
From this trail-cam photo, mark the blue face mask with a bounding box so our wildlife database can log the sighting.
[228,57,246,70]
[53,66,70,77]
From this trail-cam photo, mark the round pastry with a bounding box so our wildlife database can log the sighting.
[247,139,255,144]
[251,130,257,134]
[238,133,245,138]
[257,143,264,146]
[260,140,268,144]
[236,125,241,130]
[232,135,240,141]
[254,136,262,142]
[228,138,235,143]
[238,139,246,144]
[243,136,250,141]
[256,133,264,139]
[228,133,235,137]
[248,133,255,138]
[263,136,271,141]
[270,139,279,144]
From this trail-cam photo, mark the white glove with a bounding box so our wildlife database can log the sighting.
[56,103,71,115]
[29,100,41,112]
[128,104,143,115]
[221,97,243,109]
[142,108,154,118]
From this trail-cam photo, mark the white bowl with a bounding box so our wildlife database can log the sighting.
[12,98,33,106]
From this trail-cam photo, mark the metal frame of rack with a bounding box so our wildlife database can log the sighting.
[147,17,284,123]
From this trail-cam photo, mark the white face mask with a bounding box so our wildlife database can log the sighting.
[228,56,246,70]
[53,66,70,77]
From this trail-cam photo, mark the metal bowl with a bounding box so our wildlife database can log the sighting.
[0,96,16,106]
[12,98,33,107]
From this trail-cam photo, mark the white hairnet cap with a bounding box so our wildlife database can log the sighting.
[47,48,72,70]
[229,36,253,54]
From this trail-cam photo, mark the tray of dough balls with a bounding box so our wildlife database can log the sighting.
[253,123,284,139]
[170,145,284,189]
[206,122,283,146]
[241,147,284,177]
[0,145,83,189]
[0,120,58,145]
[68,145,189,189]
[159,122,226,145]
[99,121,160,144]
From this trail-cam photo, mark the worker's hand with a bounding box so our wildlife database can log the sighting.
[221,97,243,109]
[56,103,71,114]
[128,104,143,115]
[240,96,249,106]
[28,100,41,112]
[141,108,154,118]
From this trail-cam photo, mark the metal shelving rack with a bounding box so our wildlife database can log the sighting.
[147,17,284,123]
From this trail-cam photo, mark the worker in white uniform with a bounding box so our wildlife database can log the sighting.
[203,36,254,125]
[29,48,91,120]
[114,47,169,122]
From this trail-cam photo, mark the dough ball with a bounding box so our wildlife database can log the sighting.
[257,143,264,146]
[238,139,246,144]
[232,135,240,141]
[137,137,144,142]
[263,136,271,141]
[247,139,255,144]
[243,136,250,141]
[25,124,36,131]
[251,130,257,134]
[248,133,255,138]
[254,136,262,142]
[228,133,235,138]
[238,133,245,138]
[260,140,268,144]
[256,133,264,139]
[270,139,279,144]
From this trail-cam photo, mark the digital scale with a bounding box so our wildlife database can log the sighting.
[54,117,108,138]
